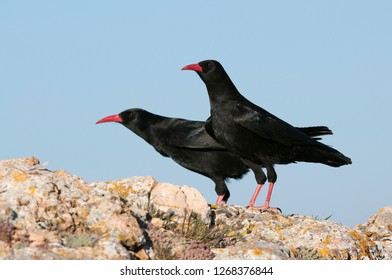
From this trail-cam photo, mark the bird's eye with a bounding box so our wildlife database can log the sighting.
[128,112,134,119]
[207,62,214,69]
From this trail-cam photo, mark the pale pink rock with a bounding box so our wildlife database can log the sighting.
[150,183,210,219]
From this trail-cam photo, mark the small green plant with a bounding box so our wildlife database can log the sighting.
[312,214,333,221]
[146,209,244,260]
[181,211,242,248]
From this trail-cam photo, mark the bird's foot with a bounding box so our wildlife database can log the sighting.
[211,195,228,209]
[211,202,227,209]
[248,205,282,213]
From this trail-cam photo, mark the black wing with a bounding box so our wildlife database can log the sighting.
[234,104,322,147]
[165,119,227,150]
[205,116,220,142]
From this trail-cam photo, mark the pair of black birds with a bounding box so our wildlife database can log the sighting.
[97,60,351,211]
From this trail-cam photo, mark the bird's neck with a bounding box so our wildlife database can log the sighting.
[206,77,241,104]
[128,115,164,144]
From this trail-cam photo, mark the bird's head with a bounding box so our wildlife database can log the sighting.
[181,60,228,87]
[96,108,153,135]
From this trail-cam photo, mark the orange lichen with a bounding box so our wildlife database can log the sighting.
[253,249,264,255]
[348,230,372,258]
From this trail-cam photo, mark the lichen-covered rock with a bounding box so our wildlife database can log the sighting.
[213,205,382,260]
[354,207,392,259]
[0,157,391,260]
[0,157,146,259]
[90,176,156,218]
[0,157,213,260]
[213,239,294,260]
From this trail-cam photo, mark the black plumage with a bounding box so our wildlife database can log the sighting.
[96,108,334,205]
[97,108,248,203]
[182,60,351,210]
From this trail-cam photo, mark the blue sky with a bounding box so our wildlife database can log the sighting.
[1,1,391,227]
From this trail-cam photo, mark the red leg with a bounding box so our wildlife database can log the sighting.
[215,194,227,205]
[249,182,280,212]
[248,184,264,207]
[263,182,275,209]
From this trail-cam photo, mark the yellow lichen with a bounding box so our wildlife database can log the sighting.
[118,233,126,242]
[92,221,108,235]
[318,248,330,258]
[29,186,36,196]
[109,182,134,200]
[210,204,218,210]
[77,207,90,220]
[12,170,27,183]
[246,224,255,234]
[322,236,332,245]
[118,233,137,248]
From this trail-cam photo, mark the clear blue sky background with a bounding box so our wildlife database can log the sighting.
[1,1,391,227]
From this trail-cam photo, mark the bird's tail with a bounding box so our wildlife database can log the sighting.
[298,144,352,167]
[323,149,352,167]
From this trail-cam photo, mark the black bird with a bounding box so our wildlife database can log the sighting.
[182,60,352,211]
[97,108,248,204]
[96,108,333,205]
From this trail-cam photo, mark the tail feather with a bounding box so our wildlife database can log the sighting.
[325,151,352,167]
[297,144,352,167]
[298,126,333,138]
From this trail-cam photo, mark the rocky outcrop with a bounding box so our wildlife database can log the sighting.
[0,157,391,259]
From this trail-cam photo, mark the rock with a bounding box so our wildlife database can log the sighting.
[213,240,294,260]
[0,156,391,260]
[90,176,156,219]
[354,206,392,259]
[212,206,382,260]
[0,157,146,259]
[150,183,210,219]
